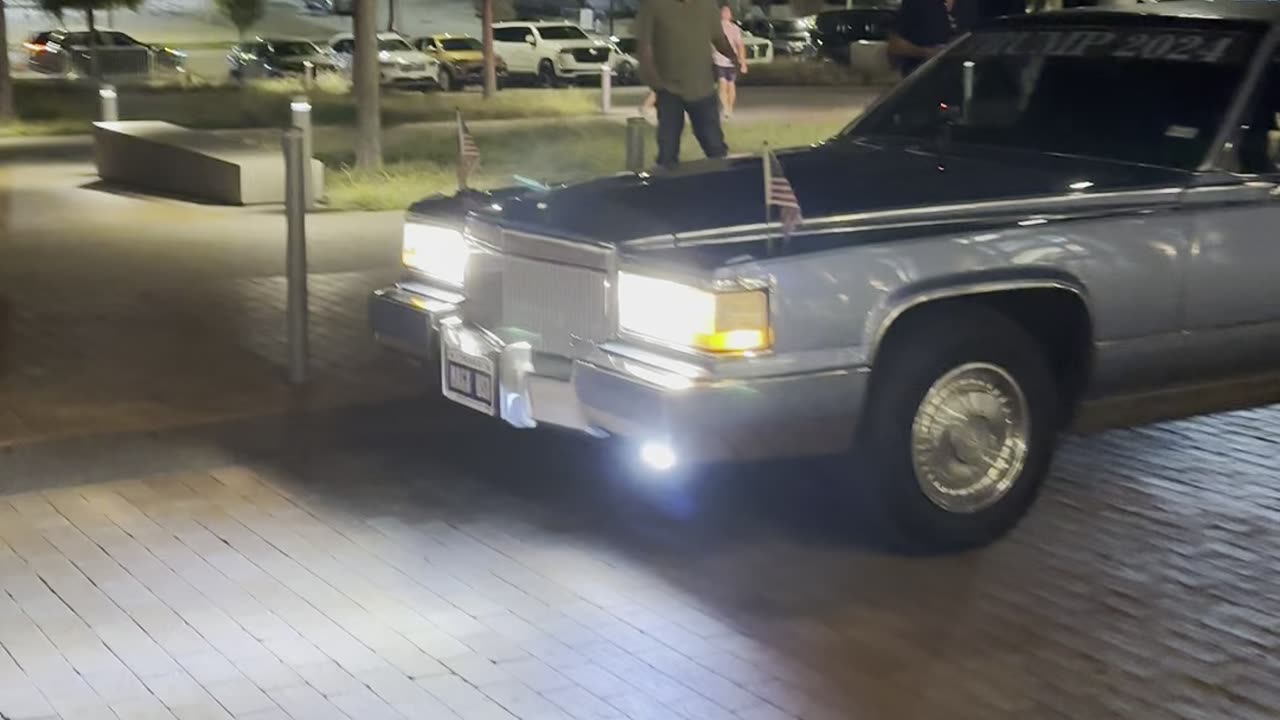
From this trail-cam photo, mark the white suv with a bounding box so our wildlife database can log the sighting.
[492,22,611,87]
[329,32,440,88]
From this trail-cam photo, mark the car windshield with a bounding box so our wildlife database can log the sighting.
[537,25,589,40]
[851,23,1261,169]
[440,38,482,51]
[270,41,321,56]
[379,37,414,52]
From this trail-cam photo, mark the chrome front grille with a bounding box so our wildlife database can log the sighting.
[461,223,612,356]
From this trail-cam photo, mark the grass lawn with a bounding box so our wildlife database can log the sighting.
[318,116,848,211]
[0,78,599,137]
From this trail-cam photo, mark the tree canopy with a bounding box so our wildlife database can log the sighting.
[216,0,265,38]
[38,0,143,24]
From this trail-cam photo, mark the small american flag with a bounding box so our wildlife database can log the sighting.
[763,146,802,238]
[456,110,480,190]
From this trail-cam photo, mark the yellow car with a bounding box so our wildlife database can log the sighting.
[413,34,508,91]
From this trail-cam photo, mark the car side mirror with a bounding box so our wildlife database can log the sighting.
[525,34,536,46]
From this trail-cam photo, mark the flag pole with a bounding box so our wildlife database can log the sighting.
[762,142,776,256]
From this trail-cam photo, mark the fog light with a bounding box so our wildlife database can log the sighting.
[640,442,677,471]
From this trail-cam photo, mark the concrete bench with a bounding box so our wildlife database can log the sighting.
[92,121,325,205]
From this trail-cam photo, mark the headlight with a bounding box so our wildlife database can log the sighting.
[617,272,770,353]
[402,223,469,287]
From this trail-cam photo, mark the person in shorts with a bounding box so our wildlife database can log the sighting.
[713,4,748,118]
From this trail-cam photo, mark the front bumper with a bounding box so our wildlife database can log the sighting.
[370,283,869,464]
[451,63,508,83]
[380,66,435,85]
[554,58,609,77]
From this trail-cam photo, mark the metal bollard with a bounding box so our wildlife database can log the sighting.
[302,60,316,91]
[291,97,314,210]
[283,128,310,385]
[600,63,611,114]
[99,84,118,122]
[961,60,975,123]
[625,116,645,172]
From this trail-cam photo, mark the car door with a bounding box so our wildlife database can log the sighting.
[331,38,355,71]
[494,26,532,72]
[1182,47,1280,377]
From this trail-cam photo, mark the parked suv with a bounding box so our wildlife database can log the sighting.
[328,32,440,89]
[227,38,339,81]
[25,29,186,78]
[492,22,611,87]
[413,34,508,90]
[812,2,899,75]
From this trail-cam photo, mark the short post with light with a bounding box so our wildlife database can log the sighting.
[291,96,314,210]
[282,127,310,385]
[961,60,975,123]
[600,63,612,114]
[625,116,645,171]
[302,60,316,91]
[98,84,118,122]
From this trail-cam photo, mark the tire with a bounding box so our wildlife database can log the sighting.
[853,302,1060,551]
[536,60,557,88]
[615,61,635,85]
[437,67,453,91]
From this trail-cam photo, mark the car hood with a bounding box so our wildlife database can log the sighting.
[419,140,1189,250]
[548,39,611,50]
[384,49,431,62]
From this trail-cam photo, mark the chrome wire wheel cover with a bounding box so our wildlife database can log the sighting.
[910,362,1031,514]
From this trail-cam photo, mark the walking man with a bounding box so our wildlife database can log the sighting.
[713,4,748,119]
[634,0,738,168]
[887,0,977,76]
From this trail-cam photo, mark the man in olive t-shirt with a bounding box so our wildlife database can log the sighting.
[634,0,738,168]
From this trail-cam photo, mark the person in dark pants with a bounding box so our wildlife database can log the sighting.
[634,0,738,168]
[887,0,978,76]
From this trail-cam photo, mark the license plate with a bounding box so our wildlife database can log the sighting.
[442,346,496,416]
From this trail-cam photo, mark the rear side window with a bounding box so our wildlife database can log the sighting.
[493,27,528,42]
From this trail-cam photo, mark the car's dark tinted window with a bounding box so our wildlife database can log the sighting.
[536,25,588,40]
[493,27,529,42]
[815,9,898,40]
[108,32,142,46]
[268,41,322,56]
[332,39,354,53]
[853,25,1261,169]
[440,38,482,50]
[378,37,413,51]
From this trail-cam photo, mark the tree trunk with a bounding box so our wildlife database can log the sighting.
[481,0,495,98]
[0,0,14,122]
[353,0,382,170]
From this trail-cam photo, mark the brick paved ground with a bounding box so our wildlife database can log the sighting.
[0,157,425,446]
[2,397,1280,720]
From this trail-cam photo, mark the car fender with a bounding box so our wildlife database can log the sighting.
[864,267,1093,364]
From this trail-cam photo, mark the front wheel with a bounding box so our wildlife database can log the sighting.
[853,302,1060,551]
[536,60,557,88]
